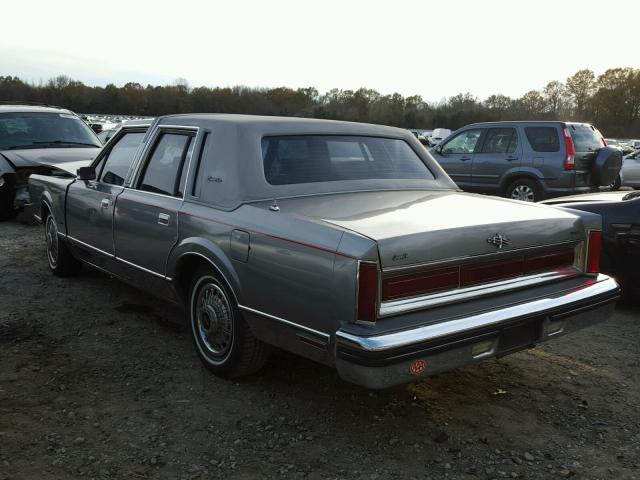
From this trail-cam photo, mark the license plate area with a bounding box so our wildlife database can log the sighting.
[497,319,542,356]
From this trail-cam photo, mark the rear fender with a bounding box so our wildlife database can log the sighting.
[499,167,544,192]
[167,237,242,304]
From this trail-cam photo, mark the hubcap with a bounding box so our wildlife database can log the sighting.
[510,185,535,202]
[194,282,233,358]
[45,216,58,268]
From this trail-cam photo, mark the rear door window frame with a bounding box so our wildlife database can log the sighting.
[130,125,198,199]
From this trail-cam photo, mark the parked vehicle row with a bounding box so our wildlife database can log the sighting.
[430,121,622,202]
[0,105,101,220]
[542,191,640,291]
[610,148,640,190]
[27,114,619,388]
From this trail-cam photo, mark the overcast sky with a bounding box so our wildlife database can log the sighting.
[1,0,638,102]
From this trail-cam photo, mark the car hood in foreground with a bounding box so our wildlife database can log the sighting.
[262,190,587,267]
[0,147,98,169]
[541,191,633,205]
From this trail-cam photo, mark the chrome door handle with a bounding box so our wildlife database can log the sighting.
[460,156,471,161]
[157,213,170,226]
[101,198,110,209]
[506,156,518,161]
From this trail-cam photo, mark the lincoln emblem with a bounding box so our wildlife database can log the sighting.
[487,233,511,249]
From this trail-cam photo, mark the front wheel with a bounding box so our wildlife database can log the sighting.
[505,178,542,202]
[188,267,270,378]
[45,213,80,276]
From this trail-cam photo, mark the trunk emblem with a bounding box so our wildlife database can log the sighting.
[487,233,511,249]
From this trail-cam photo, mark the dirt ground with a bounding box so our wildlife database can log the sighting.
[1,220,639,480]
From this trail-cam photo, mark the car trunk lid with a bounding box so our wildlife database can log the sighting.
[268,190,585,268]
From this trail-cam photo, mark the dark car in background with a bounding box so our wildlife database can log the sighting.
[0,105,101,219]
[542,191,640,292]
[431,121,622,202]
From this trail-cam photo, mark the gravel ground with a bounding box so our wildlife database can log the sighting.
[1,220,639,480]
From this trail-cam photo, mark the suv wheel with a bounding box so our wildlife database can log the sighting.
[505,178,541,202]
[188,267,270,378]
[609,175,621,191]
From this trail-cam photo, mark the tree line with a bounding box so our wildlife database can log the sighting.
[1,68,639,137]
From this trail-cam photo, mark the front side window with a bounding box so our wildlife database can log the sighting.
[441,129,482,154]
[0,112,101,150]
[100,132,145,186]
[138,133,193,196]
[524,127,560,152]
[262,135,433,185]
[481,128,518,154]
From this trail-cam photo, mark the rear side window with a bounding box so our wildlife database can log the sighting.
[524,127,560,152]
[100,132,145,186]
[138,133,193,197]
[262,135,433,185]
[481,128,518,154]
[569,125,603,152]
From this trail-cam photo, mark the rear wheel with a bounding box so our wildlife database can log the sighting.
[45,213,80,276]
[609,175,621,191]
[505,178,542,202]
[188,267,270,378]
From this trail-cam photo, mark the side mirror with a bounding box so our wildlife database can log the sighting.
[77,166,96,181]
[435,144,443,155]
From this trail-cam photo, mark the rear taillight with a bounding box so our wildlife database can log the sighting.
[357,262,378,323]
[600,136,607,147]
[586,230,602,274]
[562,127,576,170]
[382,267,459,301]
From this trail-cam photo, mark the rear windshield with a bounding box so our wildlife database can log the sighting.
[524,127,560,152]
[262,135,433,185]
[568,124,604,152]
[0,112,101,150]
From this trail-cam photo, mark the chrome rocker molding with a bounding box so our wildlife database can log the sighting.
[335,274,619,388]
[66,235,172,281]
[239,304,330,341]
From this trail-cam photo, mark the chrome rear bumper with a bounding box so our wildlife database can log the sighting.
[335,274,619,389]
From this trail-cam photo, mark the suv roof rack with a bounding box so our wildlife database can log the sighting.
[0,100,67,110]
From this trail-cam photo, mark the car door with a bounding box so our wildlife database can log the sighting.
[622,151,640,187]
[472,127,521,192]
[65,129,146,267]
[432,129,482,188]
[113,127,196,285]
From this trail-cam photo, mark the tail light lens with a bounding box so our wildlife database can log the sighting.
[600,136,607,147]
[382,267,459,301]
[586,230,602,274]
[357,262,378,323]
[562,127,576,170]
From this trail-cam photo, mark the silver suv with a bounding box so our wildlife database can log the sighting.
[431,121,622,202]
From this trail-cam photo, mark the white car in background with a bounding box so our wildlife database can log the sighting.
[429,128,452,146]
[617,149,640,189]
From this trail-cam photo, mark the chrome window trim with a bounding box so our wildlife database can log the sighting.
[128,124,200,191]
[92,125,151,183]
[379,268,582,318]
[238,305,330,341]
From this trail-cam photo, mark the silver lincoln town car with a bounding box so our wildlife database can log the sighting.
[28,115,620,388]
